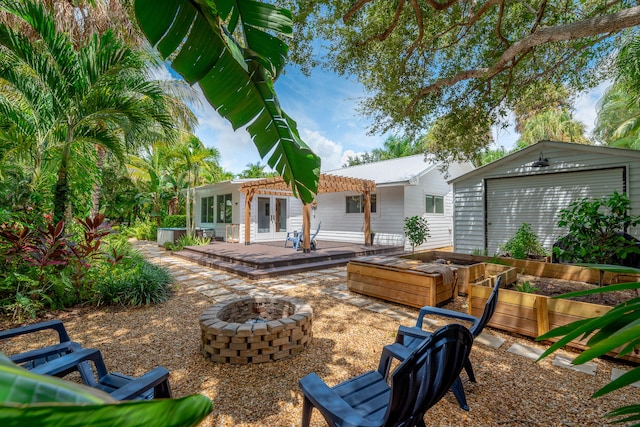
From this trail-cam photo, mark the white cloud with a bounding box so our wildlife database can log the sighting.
[300,129,344,171]
[574,80,612,137]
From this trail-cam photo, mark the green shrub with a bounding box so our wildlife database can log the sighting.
[499,223,548,260]
[167,234,210,251]
[91,252,172,306]
[124,219,158,241]
[161,215,186,228]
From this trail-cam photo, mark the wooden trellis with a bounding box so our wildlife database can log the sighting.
[239,174,376,251]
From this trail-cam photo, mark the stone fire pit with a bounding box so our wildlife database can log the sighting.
[199,296,313,364]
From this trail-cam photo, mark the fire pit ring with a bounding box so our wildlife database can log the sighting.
[199,296,313,364]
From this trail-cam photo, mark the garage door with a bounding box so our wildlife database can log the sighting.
[486,168,625,255]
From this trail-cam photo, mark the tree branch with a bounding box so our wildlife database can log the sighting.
[407,5,640,113]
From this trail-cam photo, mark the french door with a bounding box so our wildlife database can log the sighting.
[256,196,288,240]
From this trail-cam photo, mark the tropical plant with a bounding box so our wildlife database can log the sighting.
[134,0,320,203]
[499,223,548,260]
[537,265,640,425]
[91,251,172,307]
[237,162,276,179]
[554,192,640,267]
[0,353,213,426]
[161,215,186,228]
[403,216,430,254]
[514,108,590,148]
[0,0,180,223]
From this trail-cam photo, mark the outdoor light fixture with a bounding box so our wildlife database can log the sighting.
[531,152,549,168]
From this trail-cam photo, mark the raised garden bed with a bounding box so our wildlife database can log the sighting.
[469,281,640,364]
[347,255,516,308]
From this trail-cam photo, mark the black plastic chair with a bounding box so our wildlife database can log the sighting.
[299,323,473,427]
[32,347,172,400]
[395,276,502,410]
[0,319,93,384]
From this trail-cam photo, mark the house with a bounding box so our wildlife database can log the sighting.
[317,155,474,251]
[193,155,473,251]
[450,140,640,255]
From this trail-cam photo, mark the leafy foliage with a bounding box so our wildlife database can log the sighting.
[537,265,640,425]
[403,216,430,254]
[133,0,320,203]
[285,1,638,163]
[554,192,640,265]
[91,251,172,307]
[161,215,186,228]
[513,281,540,294]
[499,223,548,260]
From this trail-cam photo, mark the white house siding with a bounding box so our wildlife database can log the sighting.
[452,141,640,255]
[314,186,405,245]
[403,169,454,251]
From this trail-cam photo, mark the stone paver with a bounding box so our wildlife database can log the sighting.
[611,368,640,388]
[553,354,598,375]
[507,342,544,360]
[475,332,506,349]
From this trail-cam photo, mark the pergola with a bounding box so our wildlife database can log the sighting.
[239,174,377,252]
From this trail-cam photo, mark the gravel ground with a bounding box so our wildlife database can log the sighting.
[2,248,640,427]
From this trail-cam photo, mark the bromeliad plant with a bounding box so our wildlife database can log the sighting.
[537,264,640,425]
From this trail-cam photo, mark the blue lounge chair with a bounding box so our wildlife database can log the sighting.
[299,323,473,427]
[394,276,502,410]
[0,319,93,384]
[32,347,172,400]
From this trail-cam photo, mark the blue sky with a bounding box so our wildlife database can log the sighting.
[188,65,610,175]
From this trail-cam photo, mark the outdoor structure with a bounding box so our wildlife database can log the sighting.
[451,140,640,255]
[317,155,474,251]
[192,175,376,251]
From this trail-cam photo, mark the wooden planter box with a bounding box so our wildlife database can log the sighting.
[401,252,518,294]
[347,259,457,308]
[469,283,640,364]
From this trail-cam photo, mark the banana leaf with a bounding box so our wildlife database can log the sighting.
[134,0,320,203]
[0,354,213,427]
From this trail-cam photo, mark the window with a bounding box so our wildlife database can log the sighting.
[425,195,444,214]
[345,194,377,214]
[217,194,233,223]
[201,196,215,223]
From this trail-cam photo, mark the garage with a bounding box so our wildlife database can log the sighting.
[485,167,625,254]
[451,140,640,255]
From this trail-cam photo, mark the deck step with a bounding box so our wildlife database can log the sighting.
[172,250,355,279]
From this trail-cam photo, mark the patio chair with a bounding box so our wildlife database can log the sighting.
[394,276,502,410]
[0,319,93,384]
[32,347,172,401]
[285,229,302,250]
[299,323,473,427]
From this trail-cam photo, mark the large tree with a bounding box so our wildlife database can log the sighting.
[286,1,640,162]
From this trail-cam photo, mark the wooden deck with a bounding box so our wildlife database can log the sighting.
[172,240,404,279]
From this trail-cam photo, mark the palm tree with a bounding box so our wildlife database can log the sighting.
[0,0,177,222]
[167,135,221,236]
[593,82,640,149]
[238,162,275,178]
[515,108,590,149]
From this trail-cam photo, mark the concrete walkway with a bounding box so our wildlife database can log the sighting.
[136,241,639,388]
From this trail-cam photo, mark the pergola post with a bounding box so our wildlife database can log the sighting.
[364,189,371,246]
[244,189,255,245]
[302,203,311,253]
